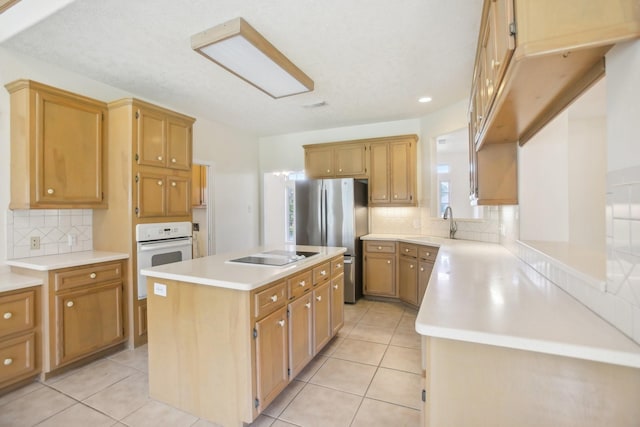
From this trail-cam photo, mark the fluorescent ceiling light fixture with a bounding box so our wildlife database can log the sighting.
[191,17,314,99]
[418,96,432,103]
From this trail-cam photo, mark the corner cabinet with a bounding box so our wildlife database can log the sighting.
[5,80,108,209]
[363,241,397,297]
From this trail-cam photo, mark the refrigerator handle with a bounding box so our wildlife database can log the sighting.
[318,183,324,246]
[322,187,328,246]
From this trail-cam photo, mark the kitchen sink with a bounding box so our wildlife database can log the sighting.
[228,250,318,266]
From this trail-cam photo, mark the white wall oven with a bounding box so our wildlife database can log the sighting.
[136,222,192,299]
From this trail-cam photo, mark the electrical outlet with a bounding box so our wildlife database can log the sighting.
[67,234,77,247]
[30,236,40,250]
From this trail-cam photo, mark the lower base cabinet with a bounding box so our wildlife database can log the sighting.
[288,293,313,379]
[255,307,288,411]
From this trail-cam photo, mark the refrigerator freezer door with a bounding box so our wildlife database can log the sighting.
[325,179,355,255]
[295,180,324,246]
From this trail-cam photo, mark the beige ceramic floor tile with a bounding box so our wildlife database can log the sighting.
[107,344,149,373]
[36,402,117,427]
[331,338,387,366]
[271,420,299,427]
[390,329,421,349]
[262,380,305,418]
[279,383,361,427]
[0,385,75,426]
[317,336,344,356]
[120,400,197,427]
[308,357,376,396]
[367,301,405,314]
[359,309,402,328]
[336,322,356,338]
[48,359,139,400]
[380,345,422,374]
[0,380,43,406]
[366,367,422,409]
[83,372,150,420]
[397,312,418,330]
[351,397,420,427]
[247,414,275,427]
[294,355,328,382]
[347,323,395,344]
[191,418,224,427]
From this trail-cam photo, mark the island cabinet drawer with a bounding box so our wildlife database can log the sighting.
[54,262,122,292]
[418,246,438,262]
[399,243,418,258]
[0,332,36,385]
[331,257,344,276]
[312,262,331,285]
[0,290,36,338]
[254,281,286,320]
[288,270,313,300]
[365,241,396,254]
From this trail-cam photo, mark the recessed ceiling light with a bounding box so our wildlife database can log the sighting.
[418,96,432,103]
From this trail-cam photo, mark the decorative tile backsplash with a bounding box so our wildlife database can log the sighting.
[6,209,93,259]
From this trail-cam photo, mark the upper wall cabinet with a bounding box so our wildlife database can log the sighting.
[137,106,192,171]
[471,0,640,149]
[304,142,367,179]
[5,80,108,209]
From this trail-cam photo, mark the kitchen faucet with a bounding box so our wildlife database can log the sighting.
[443,206,457,239]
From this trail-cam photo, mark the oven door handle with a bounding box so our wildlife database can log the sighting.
[138,239,192,252]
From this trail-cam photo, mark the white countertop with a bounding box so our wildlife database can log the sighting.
[0,265,43,292]
[6,251,129,271]
[141,245,346,291]
[363,234,640,369]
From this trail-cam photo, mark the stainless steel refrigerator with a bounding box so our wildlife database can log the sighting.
[295,178,368,303]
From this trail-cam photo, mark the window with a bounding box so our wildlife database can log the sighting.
[439,180,450,217]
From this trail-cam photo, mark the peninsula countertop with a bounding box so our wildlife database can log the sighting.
[141,245,346,291]
[362,234,640,369]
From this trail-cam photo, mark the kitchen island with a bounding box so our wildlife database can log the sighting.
[141,245,346,427]
[371,234,640,426]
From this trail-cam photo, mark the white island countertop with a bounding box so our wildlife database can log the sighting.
[6,251,129,271]
[362,234,640,369]
[141,245,346,291]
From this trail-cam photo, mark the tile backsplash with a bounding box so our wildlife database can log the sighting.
[6,209,93,259]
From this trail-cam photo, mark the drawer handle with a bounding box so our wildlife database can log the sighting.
[157,155,163,161]
[278,320,285,327]
[171,158,177,163]
[3,312,12,320]
[316,295,322,302]
[305,302,311,308]
[320,270,327,276]
[377,246,382,250]
[410,264,414,269]
[299,280,306,287]
[66,301,74,308]
[47,188,55,195]
[270,295,278,302]
[405,248,409,252]
[333,284,339,290]
[3,358,12,366]
[89,272,97,279]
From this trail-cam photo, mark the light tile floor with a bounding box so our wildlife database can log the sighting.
[0,299,422,427]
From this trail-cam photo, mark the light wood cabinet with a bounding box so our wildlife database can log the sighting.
[288,293,313,379]
[5,80,108,209]
[137,107,191,171]
[330,273,344,336]
[254,306,288,412]
[191,164,207,207]
[369,136,418,206]
[363,241,397,297]
[304,142,367,179]
[399,245,419,306]
[0,287,40,391]
[313,282,332,354]
[137,171,191,218]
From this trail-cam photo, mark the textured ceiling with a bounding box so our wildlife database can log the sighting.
[1,0,482,136]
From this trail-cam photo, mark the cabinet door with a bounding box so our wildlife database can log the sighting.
[0,332,37,388]
[363,253,396,297]
[167,117,192,170]
[288,293,313,378]
[36,89,105,205]
[330,273,344,336]
[166,175,191,217]
[55,282,124,367]
[191,165,203,207]
[137,108,166,168]
[255,306,288,412]
[399,256,418,306]
[335,144,367,177]
[137,172,166,217]
[305,146,334,178]
[369,143,389,204]
[313,282,331,354]
[389,140,415,204]
[492,0,515,89]
[418,261,434,306]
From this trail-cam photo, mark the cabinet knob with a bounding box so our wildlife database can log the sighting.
[171,181,177,187]
[299,281,306,287]
[3,312,12,320]
[157,155,163,161]
[66,301,74,308]
[171,158,177,163]
[405,248,409,252]
[157,180,163,186]
[3,358,12,366]
[338,168,343,172]
[305,302,311,308]
[47,188,55,195]
[278,320,285,327]
[426,252,430,257]
[394,194,398,199]
[270,295,278,302]
[410,264,414,269]
[377,246,382,250]
[420,267,425,272]
[336,263,341,268]
[382,195,386,198]
[326,169,331,173]
[316,295,322,302]
[491,59,500,69]
[320,270,327,276]
[387,260,391,264]
[89,272,97,279]
[333,284,339,290]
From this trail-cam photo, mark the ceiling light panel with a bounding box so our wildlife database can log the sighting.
[192,18,314,99]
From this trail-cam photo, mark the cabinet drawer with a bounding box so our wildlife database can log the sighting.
[399,243,418,258]
[331,257,344,277]
[0,290,35,339]
[54,262,122,292]
[312,262,331,285]
[254,282,286,320]
[418,246,438,262]
[0,332,36,385]
[365,241,396,254]
[288,270,313,300]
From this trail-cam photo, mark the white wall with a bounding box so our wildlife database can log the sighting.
[0,47,260,262]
